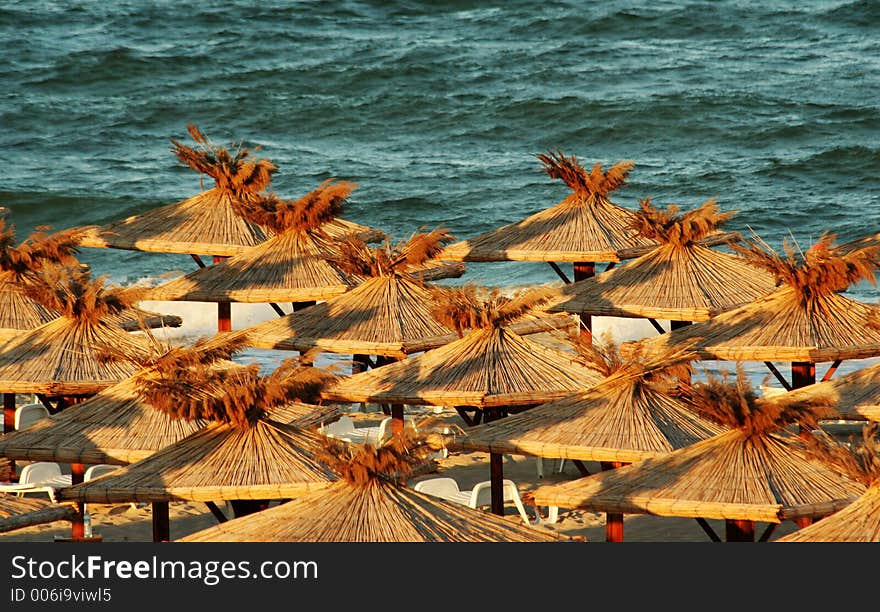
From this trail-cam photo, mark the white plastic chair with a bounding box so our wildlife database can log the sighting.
[413,477,532,525]
[14,402,50,431]
[10,462,72,503]
[84,464,139,511]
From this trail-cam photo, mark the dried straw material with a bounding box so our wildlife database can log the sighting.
[241,275,459,357]
[178,478,571,542]
[57,419,338,504]
[454,345,726,464]
[532,371,864,523]
[531,428,864,522]
[777,426,880,541]
[322,326,604,407]
[549,199,777,321]
[74,124,382,256]
[776,482,880,541]
[0,496,78,534]
[634,285,880,362]
[0,375,205,466]
[771,362,880,422]
[439,151,656,263]
[0,313,155,396]
[142,230,358,303]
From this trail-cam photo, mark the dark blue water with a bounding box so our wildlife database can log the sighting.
[1,0,878,297]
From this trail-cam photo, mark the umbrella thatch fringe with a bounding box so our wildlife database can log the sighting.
[322,326,604,406]
[142,230,357,303]
[58,420,338,504]
[635,286,880,362]
[177,478,573,542]
[550,238,777,321]
[532,428,865,522]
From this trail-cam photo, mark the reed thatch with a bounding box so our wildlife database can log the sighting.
[439,150,656,263]
[771,362,880,422]
[633,233,880,362]
[453,339,727,463]
[140,181,365,303]
[0,495,78,534]
[56,420,338,504]
[57,349,342,503]
[549,199,777,321]
[75,124,383,256]
[531,368,864,523]
[321,285,604,407]
[0,221,83,330]
[777,424,880,541]
[0,267,157,395]
[0,333,248,464]
[179,432,572,542]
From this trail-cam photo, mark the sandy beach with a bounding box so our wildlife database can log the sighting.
[0,406,803,544]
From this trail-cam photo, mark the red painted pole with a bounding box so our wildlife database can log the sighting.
[792,362,817,439]
[600,460,626,542]
[725,519,755,542]
[573,262,595,342]
[213,256,232,332]
[69,463,86,540]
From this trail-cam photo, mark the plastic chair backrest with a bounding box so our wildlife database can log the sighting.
[14,403,50,431]
[375,416,418,442]
[321,415,356,437]
[469,480,519,508]
[19,462,62,485]
[413,477,461,500]
[84,464,119,481]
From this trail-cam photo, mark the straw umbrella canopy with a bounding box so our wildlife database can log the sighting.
[57,352,341,541]
[453,339,727,468]
[631,232,880,390]
[0,494,79,534]
[321,284,605,424]
[0,265,157,406]
[0,331,341,467]
[777,424,880,542]
[179,433,574,542]
[548,198,777,329]
[75,123,382,257]
[141,179,363,304]
[439,150,655,268]
[531,367,865,541]
[771,361,880,423]
[240,228,464,359]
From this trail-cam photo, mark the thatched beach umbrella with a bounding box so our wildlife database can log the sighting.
[322,284,604,517]
[140,179,365,331]
[531,368,865,541]
[0,494,79,535]
[179,432,574,542]
[57,352,341,541]
[0,332,282,468]
[631,232,880,391]
[771,362,880,423]
[0,266,156,406]
[0,220,84,433]
[240,228,462,358]
[76,123,382,256]
[453,340,726,475]
[549,198,776,332]
[322,284,604,423]
[777,424,880,542]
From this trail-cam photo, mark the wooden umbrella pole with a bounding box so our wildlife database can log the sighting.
[489,452,504,516]
[376,355,405,431]
[574,262,595,342]
[791,362,816,389]
[600,460,625,542]
[725,519,755,542]
[213,256,232,332]
[153,502,170,542]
